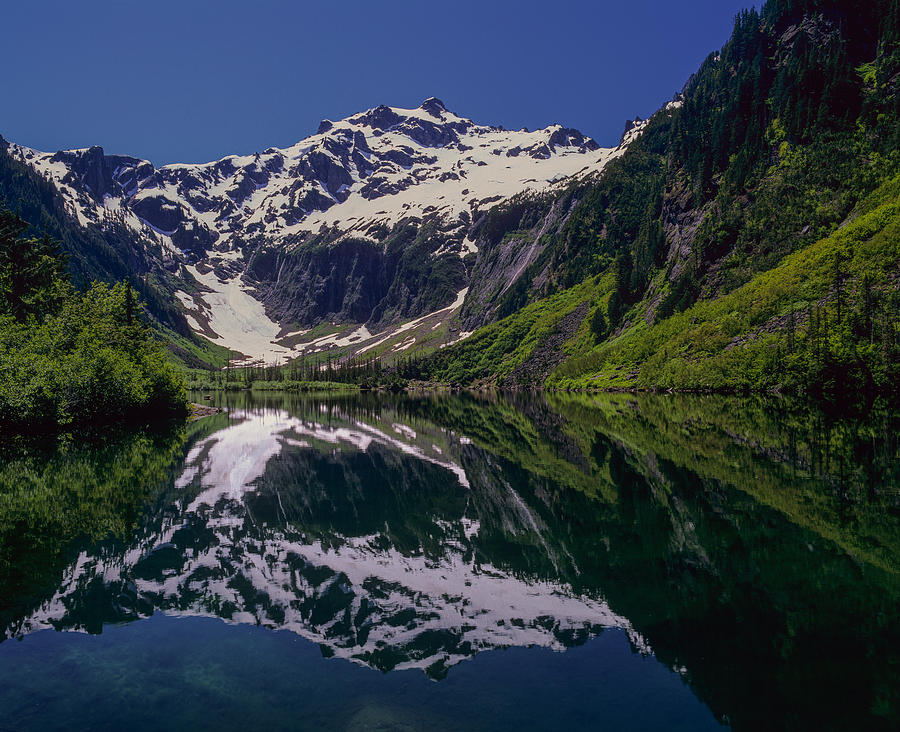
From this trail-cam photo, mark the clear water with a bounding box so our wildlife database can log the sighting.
[0,391,897,731]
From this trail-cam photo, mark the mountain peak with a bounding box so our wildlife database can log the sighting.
[420,97,447,117]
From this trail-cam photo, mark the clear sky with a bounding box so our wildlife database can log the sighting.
[1,0,757,165]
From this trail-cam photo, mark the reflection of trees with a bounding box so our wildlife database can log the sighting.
[379,392,900,729]
[1,392,898,729]
[0,425,188,633]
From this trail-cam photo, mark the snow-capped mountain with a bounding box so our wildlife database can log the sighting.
[8,98,614,254]
[7,99,638,363]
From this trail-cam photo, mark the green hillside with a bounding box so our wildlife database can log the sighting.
[423,0,900,402]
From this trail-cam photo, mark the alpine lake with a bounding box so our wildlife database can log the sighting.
[0,390,897,731]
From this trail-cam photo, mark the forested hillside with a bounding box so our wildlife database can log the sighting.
[424,0,899,401]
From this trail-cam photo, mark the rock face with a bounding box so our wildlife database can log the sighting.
[501,302,590,388]
[7,99,637,361]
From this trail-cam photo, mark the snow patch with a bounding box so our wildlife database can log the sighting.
[185,265,292,365]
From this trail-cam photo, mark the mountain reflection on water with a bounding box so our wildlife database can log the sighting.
[0,391,897,730]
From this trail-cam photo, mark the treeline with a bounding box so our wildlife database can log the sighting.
[186,354,407,391]
[782,263,900,402]
[0,209,188,430]
[549,176,900,402]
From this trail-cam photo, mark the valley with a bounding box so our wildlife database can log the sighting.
[0,0,896,404]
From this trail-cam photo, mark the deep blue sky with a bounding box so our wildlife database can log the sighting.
[2,1,757,165]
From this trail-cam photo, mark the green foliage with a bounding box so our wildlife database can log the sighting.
[0,209,188,429]
[164,327,232,370]
[550,138,669,292]
[589,306,607,344]
[656,267,700,319]
[663,0,899,297]
[607,251,638,327]
[0,282,189,428]
[0,210,70,322]
[248,380,357,393]
[552,178,900,400]
[185,352,383,390]
[419,278,603,384]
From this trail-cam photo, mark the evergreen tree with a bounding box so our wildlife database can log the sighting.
[0,209,69,321]
[590,306,607,344]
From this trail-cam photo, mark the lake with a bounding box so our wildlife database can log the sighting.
[0,391,897,731]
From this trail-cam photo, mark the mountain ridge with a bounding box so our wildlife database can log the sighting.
[4,98,638,364]
[5,98,614,252]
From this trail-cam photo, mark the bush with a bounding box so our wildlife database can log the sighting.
[0,281,187,429]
